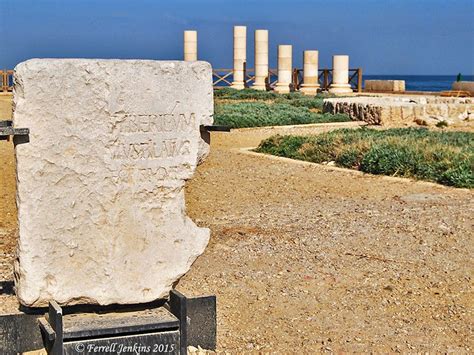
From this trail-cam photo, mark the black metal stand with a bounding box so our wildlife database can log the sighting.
[0,120,29,140]
[36,290,216,355]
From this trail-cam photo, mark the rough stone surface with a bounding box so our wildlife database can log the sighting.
[365,80,405,92]
[323,95,474,126]
[13,59,213,307]
[452,81,474,94]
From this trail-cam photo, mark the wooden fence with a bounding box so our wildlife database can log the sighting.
[213,67,363,92]
[1,70,14,92]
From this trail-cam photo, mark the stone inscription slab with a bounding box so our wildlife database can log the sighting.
[13,59,213,307]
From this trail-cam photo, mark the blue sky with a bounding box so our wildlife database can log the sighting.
[0,0,473,74]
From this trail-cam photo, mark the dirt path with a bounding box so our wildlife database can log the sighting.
[0,93,473,352]
[178,124,473,353]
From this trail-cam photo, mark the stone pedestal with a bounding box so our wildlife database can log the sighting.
[252,30,268,91]
[365,80,405,92]
[13,59,213,307]
[184,30,197,61]
[452,81,474,94]
[329,55,352,94]
[274,45,292,94]
[230,26,247,90]
[300,50,319,96]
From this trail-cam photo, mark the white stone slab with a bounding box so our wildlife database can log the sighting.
[13,59,213,307]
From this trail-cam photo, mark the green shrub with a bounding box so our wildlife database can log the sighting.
[214,102,350,128]
[214,88,279,101]
[336,147,365,168]
[256,128,474,188]
[214,88,332,110]
[276,95,325,110]
[360,143,418,177]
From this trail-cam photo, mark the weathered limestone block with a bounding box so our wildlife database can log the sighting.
[13,59,213,307]
[365,80,405,92]
[452,81,474,94]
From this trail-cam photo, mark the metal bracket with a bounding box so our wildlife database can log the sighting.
[1,121,223,140]
[0,120,30,141]
[200,125,231,132]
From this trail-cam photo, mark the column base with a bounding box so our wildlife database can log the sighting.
[274,83,291,94]
[299,85,319,96]
[252,84,267,91]
[230,82,245,90]
[328,84,352,94]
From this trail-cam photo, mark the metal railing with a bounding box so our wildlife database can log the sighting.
[213,67,363,92]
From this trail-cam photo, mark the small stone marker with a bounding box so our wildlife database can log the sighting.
[13,59,213,307]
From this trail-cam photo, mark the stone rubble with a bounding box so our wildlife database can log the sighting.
[323,95,474,126]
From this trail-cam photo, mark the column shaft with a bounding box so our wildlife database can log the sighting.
[183,31,197,61]
[231,26,247,90]
[252,29,268,90]
[274,45,292,94]
[300,50,319,96]
[329,55,352,93]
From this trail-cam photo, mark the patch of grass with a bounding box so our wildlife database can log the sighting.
[214,101,350,128]
[215,88,279,101]
[215,88,334,110]
[255,127,474,188]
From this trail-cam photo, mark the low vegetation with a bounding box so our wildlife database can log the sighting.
[215,87,280,101]
[214,88,349,128]
[214,102,350,128]
[256,128,474,188]
[215,87,330,109]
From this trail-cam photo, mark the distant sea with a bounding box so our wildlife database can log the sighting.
[364,75,474,92]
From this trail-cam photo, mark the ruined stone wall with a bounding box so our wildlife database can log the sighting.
[323,96,474,127]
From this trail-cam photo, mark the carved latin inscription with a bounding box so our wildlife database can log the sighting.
[111,113,196,134]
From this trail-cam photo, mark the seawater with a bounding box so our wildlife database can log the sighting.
[214,74,474,92]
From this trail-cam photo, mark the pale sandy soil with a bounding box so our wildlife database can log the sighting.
[177,126,473,353]
[0,94,473,353]
[0,94,16,296]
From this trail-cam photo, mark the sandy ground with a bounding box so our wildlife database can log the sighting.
[177,126,473,353]
[0,94,16,297]
[0,94,473,352]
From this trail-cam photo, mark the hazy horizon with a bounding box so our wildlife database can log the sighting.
[1,0,473,76]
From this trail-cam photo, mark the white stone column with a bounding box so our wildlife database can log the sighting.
[329,55,352,93]
[183,30,197,61]
[252,29,268,91]
[274,45,292,94]
[300,50,319,96]
[231,26,247,89]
